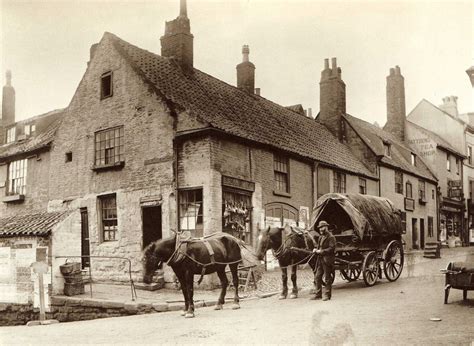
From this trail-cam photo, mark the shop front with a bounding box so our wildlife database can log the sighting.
[439,198,464,247]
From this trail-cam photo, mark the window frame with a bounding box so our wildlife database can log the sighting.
[469,146,473,165]
[7,158,28,196]
[395,171,403,194]
[273,153,290,194]
[358,177,367,194]
[178,188,204,236]
[98,194,118,242]
[418,180,426,201]
[93,126,125,170]
[100,71,113,100]
[411,153,416,166]
[406,181,413,198]
[6,127,16,144]
[333,171,346,193]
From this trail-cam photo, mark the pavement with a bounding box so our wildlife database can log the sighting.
[1,246,473,345]
[58,246,474,306]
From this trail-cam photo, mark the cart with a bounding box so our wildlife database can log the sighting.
[441,262,474,304]
[310,193,404,287]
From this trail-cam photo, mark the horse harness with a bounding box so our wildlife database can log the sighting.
[273,226,318,260]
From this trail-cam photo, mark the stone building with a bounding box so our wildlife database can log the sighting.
[40,1,378,285]
[318,62,439,250]
[407,98,468,246]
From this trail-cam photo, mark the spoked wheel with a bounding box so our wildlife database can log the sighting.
[362,251,379,287]
[383,240,404,282]
[322,269,335,287]
[340,267,362,282]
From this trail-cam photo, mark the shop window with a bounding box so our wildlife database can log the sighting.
[99,194,118,241]
[395,171,403,194]
[7,159,27,196]
[428,216,434,238]
[222,189,252,244]
[359,178,367,194]
[333,171,346,193]
[100,71,113,99]
[406,181,412,198]
[274,154,289,193]
[94,126,124,168]
[179,189,203,237]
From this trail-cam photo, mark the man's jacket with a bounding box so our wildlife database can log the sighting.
[317,232,336,266]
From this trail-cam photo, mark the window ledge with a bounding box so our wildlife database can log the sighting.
[273,190,291,198]
[2,194,25,203]
[92,161,125,172]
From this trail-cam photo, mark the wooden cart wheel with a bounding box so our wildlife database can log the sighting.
[383,240,404,282]
[340,268,362,282]
[362,251,379,287]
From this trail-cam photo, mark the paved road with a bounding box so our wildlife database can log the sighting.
[1,250,473,345]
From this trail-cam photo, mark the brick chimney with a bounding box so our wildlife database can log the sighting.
[439,96,459,117]
[319,58,346,141]
[385,66,406,142]
[236,45,255,94]
[2,70,15,126]
[161,0,194,72]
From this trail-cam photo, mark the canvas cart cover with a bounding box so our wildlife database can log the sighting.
[309,193,403,239]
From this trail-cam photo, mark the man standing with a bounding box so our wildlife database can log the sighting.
[311,220,336,301]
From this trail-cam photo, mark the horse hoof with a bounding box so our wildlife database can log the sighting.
[185,312,195,318]
[289,293,298,299]
[231,303,240,310]
[278,295,287,300]
[214,304,223,311]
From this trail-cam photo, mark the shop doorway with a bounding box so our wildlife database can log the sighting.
[80,208,90,269]
[412,218,418,250]
[420,218,425,249]
[142,206,162,249]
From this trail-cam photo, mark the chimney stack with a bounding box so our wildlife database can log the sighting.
[439,96,459,117]
[319,57,346,141]
[2,70,15,126]
[236,45,256,94]
[384,66,406,142]
[161,0,194,72]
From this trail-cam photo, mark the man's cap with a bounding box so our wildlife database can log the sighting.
[317,220,330,229]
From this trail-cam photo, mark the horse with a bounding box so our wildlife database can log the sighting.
[142,232,243,318]
[255,225,318,299]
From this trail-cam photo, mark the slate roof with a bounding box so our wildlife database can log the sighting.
[0,109,64,160]
[344,114,437,182]
[406,120,465,157]
[0,210,70,237]
[107,33,376,179]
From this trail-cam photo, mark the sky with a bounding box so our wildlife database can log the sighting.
[1,0,473,124]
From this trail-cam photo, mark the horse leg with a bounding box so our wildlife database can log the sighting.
[289,265,298,299]
[215,266,228,311]
[229,263,240,310]
[279,267,288,299]
[176,271,188,317]
[184,269,195,318]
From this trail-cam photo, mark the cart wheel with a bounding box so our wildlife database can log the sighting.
[383,240,404,282]
[362,251,378,287]
[322,269,335,287]
[340,268,361,282]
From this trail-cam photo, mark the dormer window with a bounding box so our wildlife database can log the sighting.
[384,142,391,157]
[411,153,416,166]
[6,127,16,143]
[24,124,36,136]
[100,71,113,99]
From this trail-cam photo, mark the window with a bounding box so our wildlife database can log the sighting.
[333,171,346,193]
[401,212,407,234]
[222,189,252,243]
[406,181,413,198]
[24,124,36,136]
[447,153,451,171]
[7,159,27,195]
[395,171,403,194]
[428,216,434,238]
[274,154,289,193]
[418,180,426,201]
[65,152,73,162]
[469,146,473,165]
[432,189,435,199]
[99,194,118,241]
[384,143,391,157]
[359,178,367,194]
[340,119,347,143]
[6,127,15,143]
[411,153,416,166]
[94,126,124,167]
[100,71,113,99]
[179,189,203,236]
[455,158,460,175]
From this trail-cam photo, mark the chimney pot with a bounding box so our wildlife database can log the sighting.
[331,57,337,70]
[237,44,255,94]
[324,59,329,70]
[255,88,260,96]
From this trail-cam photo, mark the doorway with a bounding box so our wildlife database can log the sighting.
[80,208,90,269]
[412,218,418,250]
[142,206,162,249]
[420,218,425,250]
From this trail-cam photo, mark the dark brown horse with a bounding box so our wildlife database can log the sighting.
[256,226,317,299]
[142,233,242,318]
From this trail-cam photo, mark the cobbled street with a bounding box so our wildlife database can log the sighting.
[1,248,473,345]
